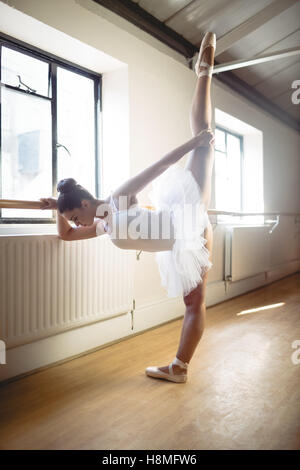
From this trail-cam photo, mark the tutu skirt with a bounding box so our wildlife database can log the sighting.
[148,164,213,298]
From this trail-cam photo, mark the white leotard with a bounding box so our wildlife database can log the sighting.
[99,193,175,252]
[95,165,213,298]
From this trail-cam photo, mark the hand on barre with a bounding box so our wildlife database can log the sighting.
[39,198,58,210]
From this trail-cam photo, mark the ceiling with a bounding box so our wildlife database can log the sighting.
[94,0,300,132]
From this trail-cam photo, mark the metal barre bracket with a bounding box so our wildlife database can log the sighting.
[268,215,280,234]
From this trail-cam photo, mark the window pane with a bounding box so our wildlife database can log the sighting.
[57,67,96,194]
[1,88,52,219]
[227,134,241,212]
[215,150,229,210]
[215,128,226,152]
[2,46,50,97]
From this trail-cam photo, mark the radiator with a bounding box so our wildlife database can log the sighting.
[0,234,134,348]
[225,226,271,282]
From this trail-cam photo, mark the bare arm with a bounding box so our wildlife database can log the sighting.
[57,212,107,241]
[39,198,106,241]
[112,130,214,199]
[58,218,105,241]
[56,210,73,238]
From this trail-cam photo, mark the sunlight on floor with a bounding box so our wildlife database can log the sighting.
[237,302,285,316]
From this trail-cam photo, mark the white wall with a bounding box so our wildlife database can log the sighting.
[0,0,299,376]
[102,66,130,196]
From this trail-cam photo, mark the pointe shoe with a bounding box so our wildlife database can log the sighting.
[145,356,189,383]
[194,31,216,78]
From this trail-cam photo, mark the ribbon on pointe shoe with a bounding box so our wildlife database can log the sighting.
[195,60,214,79]
[170,356,189,373]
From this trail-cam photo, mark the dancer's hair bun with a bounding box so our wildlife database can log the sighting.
[57,178,77,194]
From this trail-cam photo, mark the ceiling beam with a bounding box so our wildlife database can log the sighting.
[215,0,299,57]
[92,0,300,132]
[216,71,300,132]
[92,0,196,58]
[214,46,300,74]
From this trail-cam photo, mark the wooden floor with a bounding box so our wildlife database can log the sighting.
[0,273,299,450]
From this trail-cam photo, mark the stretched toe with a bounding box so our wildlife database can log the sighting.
[195,32,216,78]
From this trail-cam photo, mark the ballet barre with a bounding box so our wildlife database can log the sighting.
[0,199,299,217]
[0,199,44,209]
[0,199,299,218]
[0,199,158,211]
[1,199,299,238]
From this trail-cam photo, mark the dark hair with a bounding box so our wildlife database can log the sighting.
[57,178,95,214]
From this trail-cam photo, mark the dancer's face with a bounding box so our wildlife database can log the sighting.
[64,199,96,227]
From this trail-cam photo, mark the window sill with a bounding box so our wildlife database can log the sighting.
[0,224,59,237]
[0,221,272,237]
[215,222,272,229]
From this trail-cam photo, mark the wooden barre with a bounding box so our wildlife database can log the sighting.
[0,199,44,209]
[0,199,299,217]
[0,199,158,211]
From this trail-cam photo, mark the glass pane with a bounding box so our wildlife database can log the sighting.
[2,46,50,97]
[57,67,95,195]
[1,88,52,219]
[227,134,241,212]
[215,128,226,152]
[215,150,229,210]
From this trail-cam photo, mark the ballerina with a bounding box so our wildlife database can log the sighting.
[40,31,216,384]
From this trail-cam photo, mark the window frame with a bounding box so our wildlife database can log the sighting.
[0,32,102,224]
[214,125,244,219]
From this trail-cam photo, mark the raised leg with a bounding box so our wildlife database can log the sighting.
[185,43,215,210]
[189,52,213,135]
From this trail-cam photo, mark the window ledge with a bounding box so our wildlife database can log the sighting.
[0,222,272,237]
[215,222,271,228]
[0,224,59,237]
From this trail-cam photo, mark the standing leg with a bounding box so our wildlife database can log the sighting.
[175,221,213,365]
[151,222,213,378]
[145,34,215,382]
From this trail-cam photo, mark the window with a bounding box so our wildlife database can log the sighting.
[0,35,101,223]
[214,108,264,225]
[214,126,244,222]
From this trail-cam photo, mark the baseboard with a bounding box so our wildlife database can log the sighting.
[132,296,184,334]
[265,258,300,284]
[0,312,132,383]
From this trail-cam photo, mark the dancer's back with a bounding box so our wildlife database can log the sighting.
[97,194,175,253]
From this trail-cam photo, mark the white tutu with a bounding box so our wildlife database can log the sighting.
[148,163,213,298]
